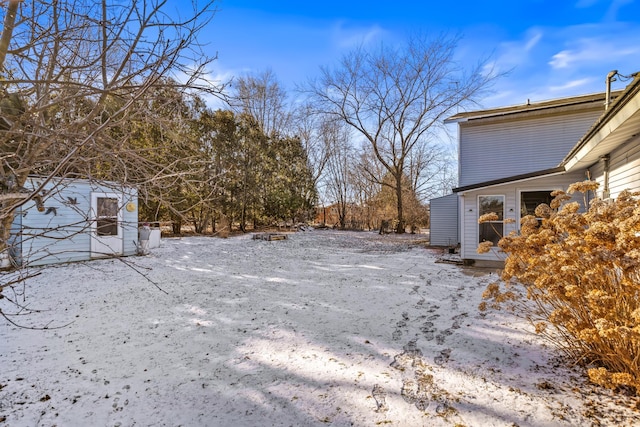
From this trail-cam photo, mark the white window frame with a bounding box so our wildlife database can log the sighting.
[478,194,504,246]
[517,189,555,229]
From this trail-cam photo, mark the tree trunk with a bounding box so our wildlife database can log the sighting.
[0,1,20,71]
[395,173,405,234]
[0,211,15,268]
[240,204,247,233]
[171,218,182,235]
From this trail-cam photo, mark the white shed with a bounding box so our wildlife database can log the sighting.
[429,194,459,247]
[9,177,138,267]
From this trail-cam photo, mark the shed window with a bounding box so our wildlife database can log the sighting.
[479,195,504,245]
[96,197,119,236]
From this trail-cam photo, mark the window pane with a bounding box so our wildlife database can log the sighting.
[479,196,504,220]
[97,197,118,217]
[479,195,504,245]
[521,191,552,217]
[479,222,503,245]
[96,197,119,236]
[97,218,118,236]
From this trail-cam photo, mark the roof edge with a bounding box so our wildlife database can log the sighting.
[445,91,617,124]
[561,73,640,168]
[452,167,566,193]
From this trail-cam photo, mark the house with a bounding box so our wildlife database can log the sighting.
[432,74,640,266]
[7,177,139,267]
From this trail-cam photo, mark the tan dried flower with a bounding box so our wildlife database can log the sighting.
[482,282,501,299]
[534,322,547,334]
[477,241,494,254]
[534,203,552,219]
[588,367,613,388]
[481,181,640,394]
[559,201,580,214]
[478,212,499,223]
[611,373,636,388]
[568,180,600,194]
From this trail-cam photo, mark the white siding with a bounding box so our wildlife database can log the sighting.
[459,110,601,187]
[590,133,640,198]
[429,194,459,246]
[459,172,586,264]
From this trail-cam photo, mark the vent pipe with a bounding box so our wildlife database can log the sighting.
[605,70,618,110]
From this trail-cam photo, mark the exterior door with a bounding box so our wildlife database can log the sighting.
[90,192,123,257]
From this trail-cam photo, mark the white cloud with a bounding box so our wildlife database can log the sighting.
[524,31,543,51]
[330,21,389,49]
[549,77,593,92]
[549,36,639,69]
[493,28,545,71]
[549,49,574,69]
[481,61,499,78]
[480,90,520,107]
[605,0,636,21]
[574,0,635,20]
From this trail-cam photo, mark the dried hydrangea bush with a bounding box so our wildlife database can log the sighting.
[478,181,640,394]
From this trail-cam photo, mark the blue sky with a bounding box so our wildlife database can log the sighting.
[188,0,640,109]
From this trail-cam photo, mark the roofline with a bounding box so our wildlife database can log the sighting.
[561,73,640,168]
[445,91,617,124]
[452,167,566,193]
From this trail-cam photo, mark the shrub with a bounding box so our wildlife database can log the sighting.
[478,181,640,394]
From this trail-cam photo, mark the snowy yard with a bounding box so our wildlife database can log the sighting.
[1,230,638,426]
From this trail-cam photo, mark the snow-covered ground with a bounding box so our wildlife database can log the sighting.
[1,230,638,426]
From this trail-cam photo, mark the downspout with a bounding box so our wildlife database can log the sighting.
[605,70,618,110]
[602,154,611,199]
[601,71,616,200]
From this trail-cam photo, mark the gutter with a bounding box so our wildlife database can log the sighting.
[561,73,640,168]
[445,92,617,124]
[453,166,566,193]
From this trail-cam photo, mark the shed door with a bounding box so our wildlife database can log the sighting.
[90,192,123,257]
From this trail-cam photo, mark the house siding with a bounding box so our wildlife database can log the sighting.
[429,194,458,246]
[458,110,602,188]
[589,133,640,198]
[14,178,138,267]
[459,172,586,264]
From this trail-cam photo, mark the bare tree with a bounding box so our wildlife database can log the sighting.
[0,0,226,316]
[406,139,449,201]
[291,102,332,191]
[231,69,290,138]
[307,33,496,232]
[431,149,458,197]
[322,119,354,229]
